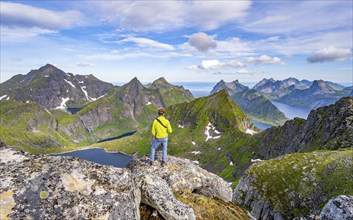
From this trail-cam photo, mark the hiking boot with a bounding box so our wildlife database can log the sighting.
[161,161,167,167]
[149,160,154,166]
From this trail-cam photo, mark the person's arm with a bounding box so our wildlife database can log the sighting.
[167,120,172,133]
[151,120,157,137]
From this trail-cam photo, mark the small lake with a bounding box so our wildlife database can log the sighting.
[271,100,311,119]
[56,148,132,168]
[251,120,273,130]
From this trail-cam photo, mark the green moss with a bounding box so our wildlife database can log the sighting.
[245,150,353,217]
[175,192,249,220]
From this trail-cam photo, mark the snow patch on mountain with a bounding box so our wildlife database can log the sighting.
[205,122,222,141]
[54,97,70,109]
[64,79,76,88]
[0,95,7,100]
[246,128,257,135]
[191,151,201,155]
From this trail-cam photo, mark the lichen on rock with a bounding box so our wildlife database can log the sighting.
[0,146,246,219]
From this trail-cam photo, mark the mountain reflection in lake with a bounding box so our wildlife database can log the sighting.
[56,148,132,168]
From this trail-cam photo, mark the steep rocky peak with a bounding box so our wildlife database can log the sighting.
[124,77,145,91]
[309,80,336,94]
[228,80,248,91]
[38,64,65,76]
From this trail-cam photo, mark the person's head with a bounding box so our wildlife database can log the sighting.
[158,109,165,116]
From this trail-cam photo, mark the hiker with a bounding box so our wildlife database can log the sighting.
[149,108,172,166]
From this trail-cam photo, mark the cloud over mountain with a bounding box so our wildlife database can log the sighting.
[188,59,245,71]
[1,2,82,30]
[247,55,285,65]
[93,1,251,31]
[76,62,95,67]
[121,37,175,50]
[307,47,352,63]
[188,32,217,53]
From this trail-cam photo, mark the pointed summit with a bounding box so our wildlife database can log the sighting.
[309,80,336,94]
[210,79,247,95]
[123,77,145,93]
[151,77,173,89]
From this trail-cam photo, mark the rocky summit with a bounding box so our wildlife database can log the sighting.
[0,146,248,220]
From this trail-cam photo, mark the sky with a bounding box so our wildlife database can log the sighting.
[1,0,353,85]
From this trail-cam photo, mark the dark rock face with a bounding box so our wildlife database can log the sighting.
[233,176,285,220]
[319,195,353,220]
[0,64,113,109]
[0,147,234,220]
[257,96,353,159]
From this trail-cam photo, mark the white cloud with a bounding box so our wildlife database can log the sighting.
[188,59,245,71]
[243,1,352,35]
[121,37,175,50]
[93,0,251,31]
[186,1,252,30]
[188,32,217,53]
[0,2,83,30]
[250,30,353,57]
[76,62,95,67]
[0,26,58,42]
[247,55,285,65]
[307,47,352,63]
[237,69,251,74]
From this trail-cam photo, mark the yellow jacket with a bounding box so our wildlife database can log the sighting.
[152,116,172,138]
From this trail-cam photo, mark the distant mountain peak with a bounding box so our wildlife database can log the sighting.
[310,80,336,93]
[210,79,247,95]
[152,77,169,85]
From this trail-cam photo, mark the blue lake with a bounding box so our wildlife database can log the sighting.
[251,120,273,130]
[271,100,311,120]
[56,148,132,168]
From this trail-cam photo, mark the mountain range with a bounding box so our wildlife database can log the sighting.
[252,77,352,109]
[210,79,287,125]
[1,64,352,219]
[0,64,195,151]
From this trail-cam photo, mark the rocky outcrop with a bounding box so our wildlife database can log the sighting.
[0,146,139,219]
[233,150,353,219]
[128,153,233,202]
[256,96,353,159]
[0,147,236,220]
[233,176,284,220]
[319,195,353,220]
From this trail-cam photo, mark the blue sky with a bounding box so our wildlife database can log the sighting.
[1,0,352,84]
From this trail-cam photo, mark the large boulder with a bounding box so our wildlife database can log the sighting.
[320,195,353,220]
[0,146,139,220]
[128,152,233,202]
